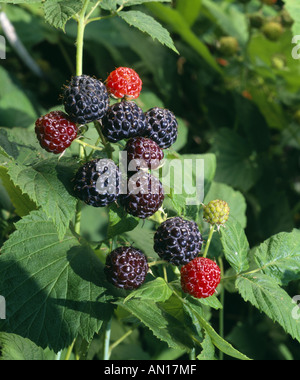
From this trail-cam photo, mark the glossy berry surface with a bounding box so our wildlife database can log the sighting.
[106,67,142,99]
[62,75,109,124]
[154,217,203,266]
[104,246,148,290]
[181,257,221,299]
[102,101,147,143]
[144,107,178,149]
[35,111,78,154]
[203,199,230,226]
[119,172,164,219]
[125,137,164,171]
[73,158,120,207]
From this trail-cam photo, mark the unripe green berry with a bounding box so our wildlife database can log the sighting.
[203,200,230,226]
[280,9,294,28]
[262,21,283,41]
[248,13,264,29]
[218,36,239,57]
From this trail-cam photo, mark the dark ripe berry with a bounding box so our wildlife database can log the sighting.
[106,67,142,100]
[104,246,149,290]
[35,111,78,154]
[154,217,203,266]
[101,101,147,143]
[62,75,109,124]
[119,172,164,219]
[125,137,164,171]
[144,107,178,149]
[181,257,221,299]
[73,158,120,207]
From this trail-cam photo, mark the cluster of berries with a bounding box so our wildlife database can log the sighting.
[105,200,229,299]
[247,0,292,42]
[217,0,290,61]
[34,66,229,300]
[35,67,179,219]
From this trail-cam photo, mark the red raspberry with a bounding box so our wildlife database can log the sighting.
[181,257,221,299]
[106,67,142,99]
[35,111,78,154]
[125,137,164,171]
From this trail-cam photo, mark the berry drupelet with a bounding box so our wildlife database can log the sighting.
[104,246,149,290]
[203,199,230,227]
[62,75,109,124]
[119,172,164,219]
[106,67,142,100]
[125,137,164,171]
[144,107,178,149]
[101,101,147,143]
[73,158,120,207]
[35,111,78,154]
[154,217,203,266]
[181,257,221,299]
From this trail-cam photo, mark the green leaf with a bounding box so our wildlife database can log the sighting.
[44,0,83,31]
[0,333,55,360]
[284,0,300,35]
[7,157,78,240]
[202,0,248,45]
[0,0,42,3]
[0,166,37,217]
[115,297,194,351]
[118,10,178,54]
[123,277,172,303]
[184,303,251,360]
[99,0,117,11]
[197,332,215,360]
[253,229,300,286]
[0,67,38,128]
[162,153,216,214]
[0,127,49,165]
[236,273,300,343]
[210,128,262,192]
[176,0,203,27]
[0,210,113,352]
[146,3,222,73]
[99,0,171,11]
[220,218,250,274]
[107,203,139,238]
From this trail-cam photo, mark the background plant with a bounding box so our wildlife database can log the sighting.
[0,0,299,360]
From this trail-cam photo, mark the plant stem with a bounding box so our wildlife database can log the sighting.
[108,328,134,358]
[94,121,114,159]
[103,318,112,360]
[189,347,196,360]
[65,339,76,360]
[76,0,90,76]
[74,0,90,234]
[218,257,225,361]
[203,224,215,258]
[74,138,104,152]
